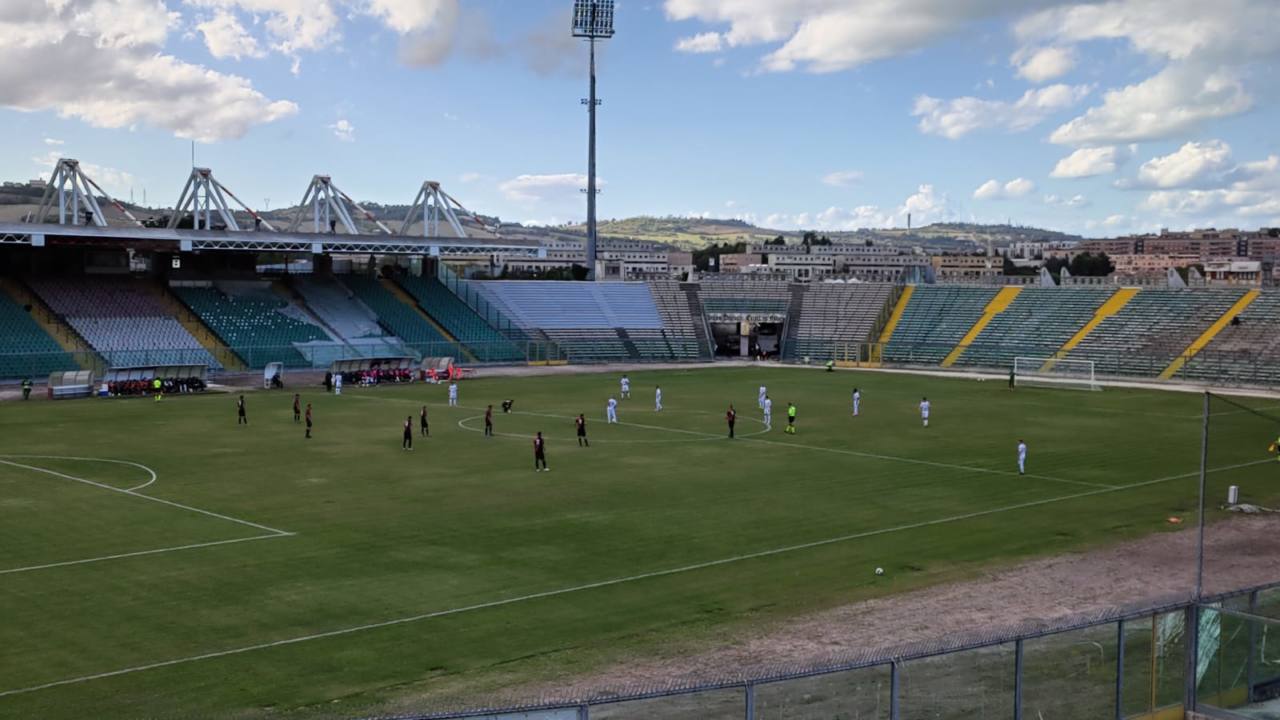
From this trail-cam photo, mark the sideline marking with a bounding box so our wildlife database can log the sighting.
[3,458,1267,699]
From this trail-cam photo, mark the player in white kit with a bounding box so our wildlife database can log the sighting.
[1017,440,1027,475]
[763,396,773,431]
[758,385,767,409]
[607,397,619,423]
[334,372,343,396]
[919,397,930,427]
[448,382,458,407]
[852,388,861,416]
[620,375,630,400]
[655,386,663,412]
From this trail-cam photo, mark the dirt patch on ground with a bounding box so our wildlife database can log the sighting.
[457,515,1280,709]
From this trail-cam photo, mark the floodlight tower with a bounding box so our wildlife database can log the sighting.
[572,0,614,281]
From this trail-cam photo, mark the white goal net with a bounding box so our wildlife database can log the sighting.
[1012,356,1102,391]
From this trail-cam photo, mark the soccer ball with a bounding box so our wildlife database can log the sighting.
[874,567,884,576]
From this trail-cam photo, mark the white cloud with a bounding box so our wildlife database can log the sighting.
[821,170,863,187]
[1049,64,1251,146]
[196,11,264,60]
[675,32,724,54]
[1137,151,1280,222]
[0,0,296,141]
[743,184,950,231]
[1012,46,1075,83]
[1014,0,1280,147]
[900,184,951,225]
[43,138,64,146]
[1014,0,1280,65]
[186,0,340,55]
[1133,140,1232,189]
[1050,146,1119,178]
[1044,193,1090,208]
[1004,178,1036,197]
[974,178,1036,200]
[499,173,600,203]
[329,119,355,142]
[663,1,1057,74]
[459,172,483,184]
[365,0,454,34]
[913,84,1091,139]
[973,180,1002,200]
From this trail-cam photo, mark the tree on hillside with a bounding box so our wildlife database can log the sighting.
[693,241,747,271]
[767,236,786,246]
[1068,251,1114,277]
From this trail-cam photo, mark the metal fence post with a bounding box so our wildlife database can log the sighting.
[1014,638,1024,720]
[745,682,755,720]
[890,660,900,720]
[1116,619,1126,720]
[1196,391,1211,601]
[1185,604,1200,712]
[577,703,589,720]
[1247,590,1260,702]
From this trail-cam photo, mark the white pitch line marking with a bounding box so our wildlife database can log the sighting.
[351,395,1103,490]
[0,534,286,576]
[0,459,292,537]
[3,457,1267,699]
[0,454,158,492]
[739,437,1119,490]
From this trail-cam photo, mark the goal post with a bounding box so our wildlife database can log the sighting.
[1013,356,1102,391]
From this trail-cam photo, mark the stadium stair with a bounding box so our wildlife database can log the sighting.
[1041,287,1139,371]
[940,286,1022,368]
[1159,289,1261,380]
[614,328,641,359]
[681,284,714,358]
[379,278,476,362]
[781,284,807,359]
[877,285,914,344]
[0,277,98,371]
[151,284,247,371]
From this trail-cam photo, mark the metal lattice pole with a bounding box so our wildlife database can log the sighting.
[585,36,598,280]
[1196,391,1210,600]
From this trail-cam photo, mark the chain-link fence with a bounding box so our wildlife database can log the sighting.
[364,583,1280,720]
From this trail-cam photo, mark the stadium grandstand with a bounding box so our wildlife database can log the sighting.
[4,240,1280,386]
[6,172,1280,720]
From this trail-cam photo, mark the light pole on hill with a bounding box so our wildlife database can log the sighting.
[572,0,614,281]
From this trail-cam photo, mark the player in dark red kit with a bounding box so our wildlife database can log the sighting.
[484,405,494,437]
[533,431,548,472]
[576,413,589,447]
[402,416,413,450]
[292,394,301,423]
[419,405,429,436]
[726,404,736,439]
[237,395,247,425]
[304,403,313,439]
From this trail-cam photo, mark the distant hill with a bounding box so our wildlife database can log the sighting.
[1,177,1082,251]
[524,216,1082,252]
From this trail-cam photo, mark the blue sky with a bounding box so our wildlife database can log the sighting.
[1,1,1277,237]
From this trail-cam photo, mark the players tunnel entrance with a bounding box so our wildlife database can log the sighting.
[710,319,782,359]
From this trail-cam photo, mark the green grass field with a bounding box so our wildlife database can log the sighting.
[0,366,1275,719]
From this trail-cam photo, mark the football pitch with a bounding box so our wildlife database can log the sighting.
[0,366,1275,719]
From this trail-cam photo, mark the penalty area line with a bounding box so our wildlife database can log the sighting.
[0,456,1252,699]
[0,459,292,537]
[0,534,288,576]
